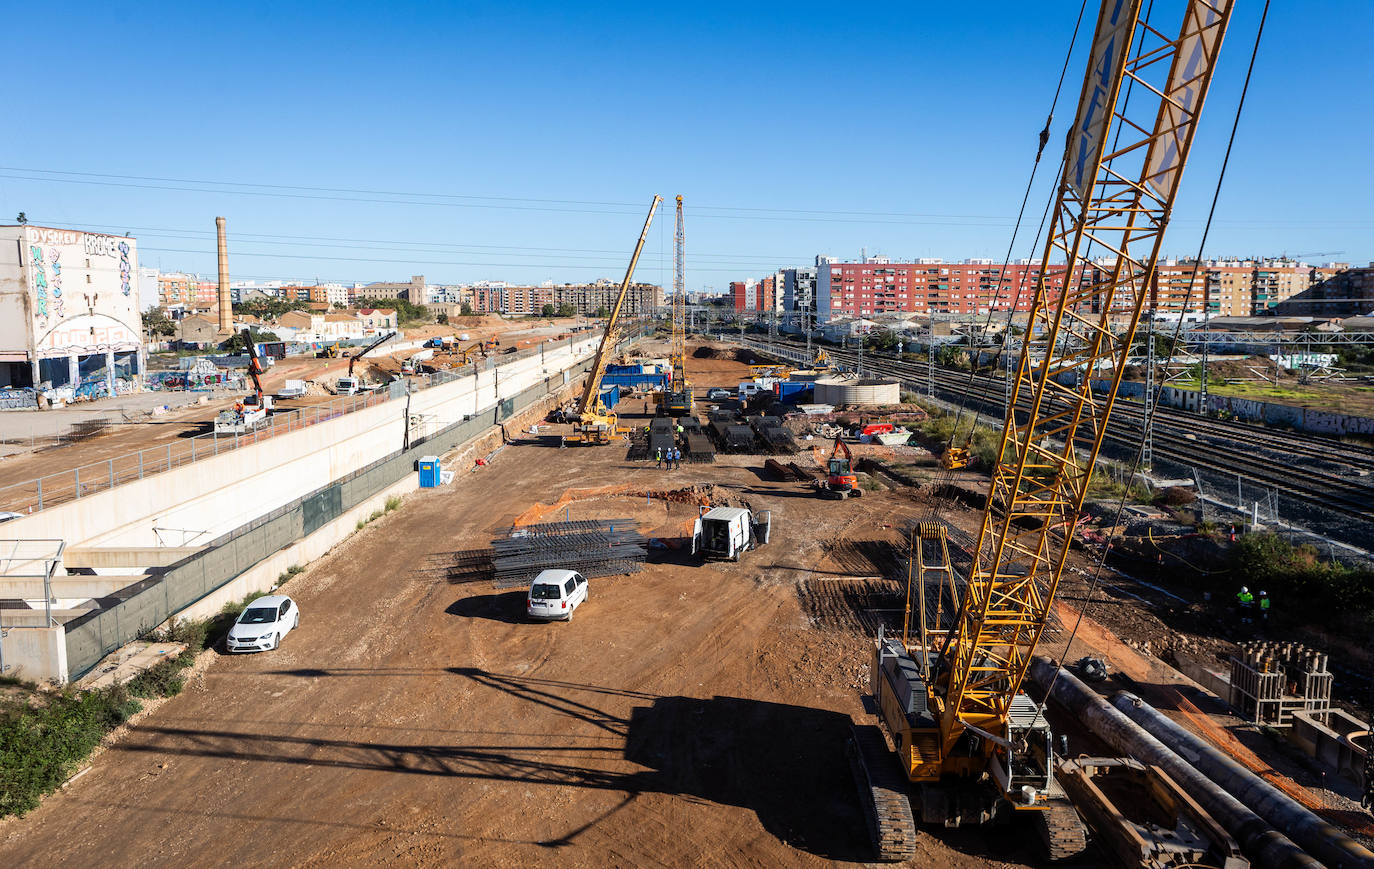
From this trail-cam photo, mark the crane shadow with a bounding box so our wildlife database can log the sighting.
[114,666,869,859]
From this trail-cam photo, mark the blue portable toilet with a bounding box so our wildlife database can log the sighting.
[418,455,441,488]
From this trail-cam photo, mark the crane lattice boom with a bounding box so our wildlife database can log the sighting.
[936,0,1234,753]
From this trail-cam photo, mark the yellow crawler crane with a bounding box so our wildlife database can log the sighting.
[571,195,661,444]
[852,1,1234,861]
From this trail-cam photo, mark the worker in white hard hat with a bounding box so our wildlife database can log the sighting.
[1236,586,1254,624]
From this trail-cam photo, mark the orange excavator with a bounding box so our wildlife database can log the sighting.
[820,436,862,500]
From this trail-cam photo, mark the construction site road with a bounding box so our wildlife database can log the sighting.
[0,402,1032,867]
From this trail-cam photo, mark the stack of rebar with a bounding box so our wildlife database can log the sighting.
[724,424,758,453]
[677,417,715,463]
[648,417,676,460]
[491,518,648,588]
[749,415,797,453]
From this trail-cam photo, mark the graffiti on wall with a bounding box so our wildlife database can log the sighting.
[0,388,38,410]
[49,248,65,318]
[29,245,48,324]
[118,241,131,296]
[146,371,245,392]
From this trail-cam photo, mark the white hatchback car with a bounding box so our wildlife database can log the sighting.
[226,594,300,652]
[526,569,588,621]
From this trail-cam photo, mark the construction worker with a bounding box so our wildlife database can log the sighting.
[655,447,662,469]
[671,446,681,469]
[1236,586,1254,624]
[1259,590,1270,622]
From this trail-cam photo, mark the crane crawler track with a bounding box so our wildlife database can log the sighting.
[848,724,919,862]
[1034,801,1090,863]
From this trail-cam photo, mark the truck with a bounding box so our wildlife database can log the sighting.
[691,506,771,561]
[277,379,307,399]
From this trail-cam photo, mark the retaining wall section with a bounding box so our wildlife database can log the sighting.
[0,337,597,551]
[59,356,598,681]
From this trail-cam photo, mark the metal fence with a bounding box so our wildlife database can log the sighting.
[0,335,587,516]
[62,357,595,680]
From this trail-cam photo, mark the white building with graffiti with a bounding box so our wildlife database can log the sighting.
[0,225,145,402]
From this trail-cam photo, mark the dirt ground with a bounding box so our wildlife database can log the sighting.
[4,341,1365,865]
[0,344,1045,869]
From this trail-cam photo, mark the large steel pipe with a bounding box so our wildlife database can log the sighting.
[1113,691,1374,869]
[1028,657,1320,869]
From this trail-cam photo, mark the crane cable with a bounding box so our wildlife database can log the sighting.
[940,0,1091,465]
[1029,0,1271,732]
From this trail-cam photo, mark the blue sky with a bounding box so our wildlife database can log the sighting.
[4,1,1370,291]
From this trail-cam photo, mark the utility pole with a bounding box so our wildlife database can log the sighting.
[927,338,935,400]
[1143,318,1154,472]
[1004,339,1013,420]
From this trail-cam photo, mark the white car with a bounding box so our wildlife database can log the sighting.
[526,569,588,621]
[226,594,300,652]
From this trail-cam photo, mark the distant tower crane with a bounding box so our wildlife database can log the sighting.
[661,195,694,416]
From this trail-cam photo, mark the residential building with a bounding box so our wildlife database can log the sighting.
[137,266,160,311]
[158,272,217,313]
[307,283,350,307]
[357,308,398,331]
[0,225,146,393]
[1274,265,1374,317]
[353,275,426,304]
[814,259,1085,322]
[782,266,818,316]
[321,312,365,339]
[175,315,221,348]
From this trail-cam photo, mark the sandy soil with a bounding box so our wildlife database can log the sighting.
[0,347,1040,869]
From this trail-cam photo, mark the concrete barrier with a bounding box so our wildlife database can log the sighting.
[1289,709,1371,789]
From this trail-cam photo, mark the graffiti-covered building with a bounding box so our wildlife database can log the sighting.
[0,225,145,399]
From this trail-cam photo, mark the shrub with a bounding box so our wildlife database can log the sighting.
[125,653,194,698]
[1230,533,1374,631]
[0,686,141,817]
[384,495,402,513]
[369,509,383,522]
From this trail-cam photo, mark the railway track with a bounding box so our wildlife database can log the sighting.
[737,337,1374,526]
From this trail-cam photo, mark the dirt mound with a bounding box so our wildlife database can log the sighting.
[692,345,762,363]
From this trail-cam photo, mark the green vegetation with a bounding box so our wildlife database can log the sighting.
[911,400,1001,467]
[233,297,314,319]
[1229,534,1374,632]
[0,686,142,816]
[385,495,402,513]
[221,327,281,354]
[367,297,432,327]
[142,306,176,338]
[0,592,267,819]
[460,302,474,316]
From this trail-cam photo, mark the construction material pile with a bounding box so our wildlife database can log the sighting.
[678,417,716,463]
[491,519,648,589]
[749,415,798,454]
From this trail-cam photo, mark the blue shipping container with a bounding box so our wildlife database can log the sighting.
[599,386,621,409]
[776,380,814,403]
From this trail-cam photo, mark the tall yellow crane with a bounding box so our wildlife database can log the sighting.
[661,195,694,416]
[571,195,662,444]
[855,1,1235,861]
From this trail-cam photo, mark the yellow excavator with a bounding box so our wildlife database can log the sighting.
[850,1,1234,861]
[569,195,662,444]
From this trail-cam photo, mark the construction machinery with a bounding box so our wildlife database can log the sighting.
[315,341,342,359]
[660,195,694,417]
[569,195,661,444]
[215,328,274,434]
[940,442,971,471]
[850,1,1234,861]
[335,330,397,394]
[818,436,862,499]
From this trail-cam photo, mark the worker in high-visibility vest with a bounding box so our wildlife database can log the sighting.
[1236,586,1254,624]
[1259,590,1270,622]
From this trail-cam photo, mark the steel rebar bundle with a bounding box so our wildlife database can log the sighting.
[491,518,648,588]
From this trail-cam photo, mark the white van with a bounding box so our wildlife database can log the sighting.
[526,569,588,621]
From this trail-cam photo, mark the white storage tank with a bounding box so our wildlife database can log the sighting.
[813,375,901,406]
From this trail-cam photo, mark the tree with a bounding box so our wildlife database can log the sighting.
[437,312,449,325]
[221,328,281,354]
[540,303,556,318]
[332,301,346,310]
[143,306,176,338]
[234,297,313,319]
[460,302,473,316]
[556,302,576,318]
[366,297,432,326]
[594,305,609,318]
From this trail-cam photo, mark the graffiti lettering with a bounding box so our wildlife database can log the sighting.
[29,245,49,323]
[50,248,65,318]
[25,227,80,247]
[84,234,126,258]
[118,240,131,296]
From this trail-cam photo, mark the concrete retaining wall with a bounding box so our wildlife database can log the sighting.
[0,336,598,551]
[1289,709,1371,789]
[0,624,67,684]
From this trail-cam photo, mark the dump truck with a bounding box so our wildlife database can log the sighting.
[691,506,770,561]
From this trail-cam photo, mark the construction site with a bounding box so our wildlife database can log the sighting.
[2,3,1373,869]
